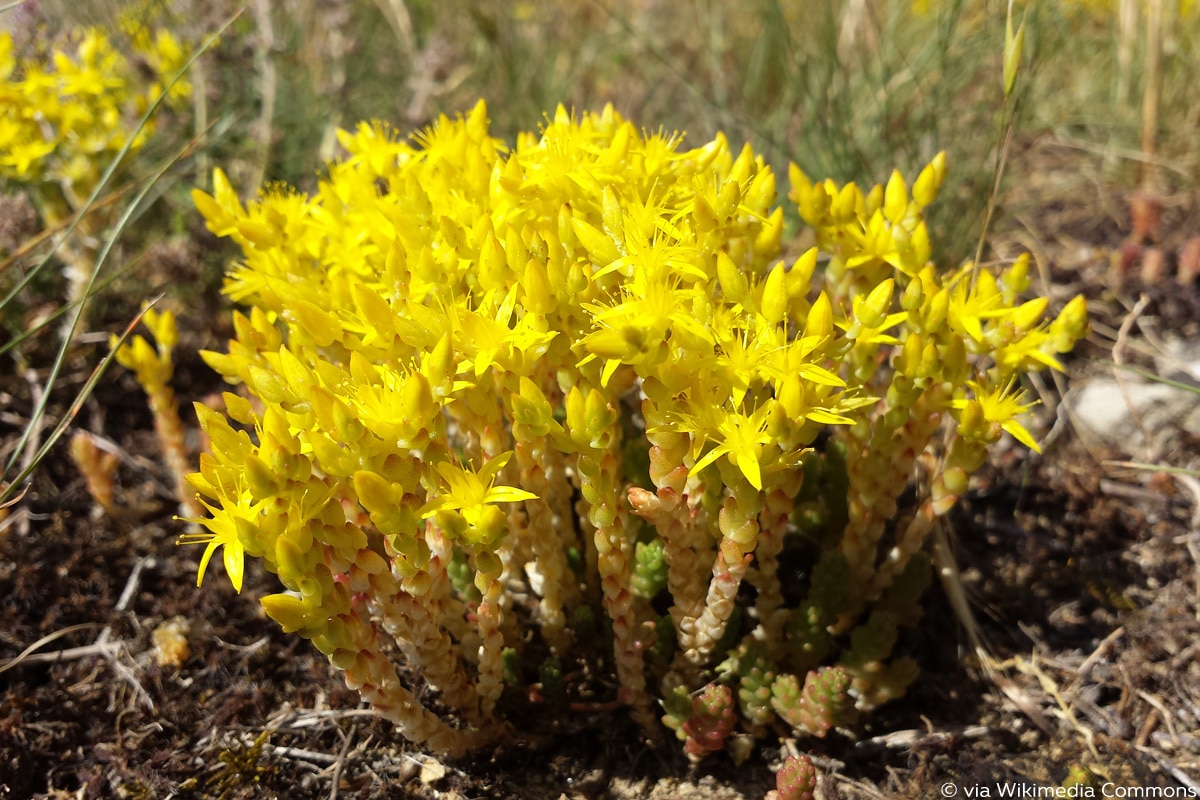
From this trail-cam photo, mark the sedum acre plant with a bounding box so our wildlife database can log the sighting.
[0,22,190,324]
[111,305,201,516]
[188,101,1087,759]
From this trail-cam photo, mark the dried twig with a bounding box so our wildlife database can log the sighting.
[1137,690,1179,744]
[781,737,845,773]
[857,725,993,749]
[1011,652,1100,759]
[272,746,340,767]
[96,556,157,711]
[1139,747,1200,794]
[268,707,380,731]
[328,724,358,800]
[1135,707,1160,748]
[1099,478,1191,505]
[96,555,156,646]
[1111,294,1153,450]
[1068,626,1125,695]
[0,623,105,674]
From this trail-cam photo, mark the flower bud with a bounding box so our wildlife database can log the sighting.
[856,279,895,330]
[901,278,924,312]
[898,333,924,376]
[754,206,784,257]
[804,292,833,341]
[759,263,788,325]
[1051,295,1089,352]
[1011,297,1049,332]
[883,169,908,225]
[789,248,818,297]
[261,593,311,634]
[797,180,829,226]
[923,287,950,332]
[912,152,947,208]
[864,183,883,218]
[745,166,776,211]
[940,335,967,379]
[1004,7,1026,97]
[1002,253,1031,302]
[832,182,859,224]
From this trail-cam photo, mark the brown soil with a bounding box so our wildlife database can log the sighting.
[2,141,1199,800]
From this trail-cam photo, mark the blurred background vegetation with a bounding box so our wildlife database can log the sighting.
[5,0,1196,268]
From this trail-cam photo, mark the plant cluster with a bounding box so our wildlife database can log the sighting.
[0,21,190,316]
[0,22,189,193]
[188,102,1087,758]
[109,305,200,516]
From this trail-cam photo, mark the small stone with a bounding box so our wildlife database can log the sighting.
[151,617,192,669]
[418,757,447,784]
[1068,377,1200,451]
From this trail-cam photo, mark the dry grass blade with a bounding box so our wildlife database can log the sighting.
[0,483,28,512]
[0,623,105,674]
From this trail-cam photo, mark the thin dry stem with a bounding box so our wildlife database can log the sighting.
[1140,0,1164,189]
[250,0,277,193]
[1116,0,1137,112]
[0,623,106,674]
[1111,293,1153,453]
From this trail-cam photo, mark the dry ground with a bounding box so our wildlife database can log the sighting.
[1,139,1198,800]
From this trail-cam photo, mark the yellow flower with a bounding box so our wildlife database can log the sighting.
[952,380,1041,452]
[946,268,1007,345]
[419,453,537,546]
[1,139,57,179]
[178,497,250,592]
[0,33,13,80]
[687,403,778,491]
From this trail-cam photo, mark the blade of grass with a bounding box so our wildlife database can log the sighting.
[972,1,1027,288]
[1103,461,1200,479]
[1096,358,1200,395]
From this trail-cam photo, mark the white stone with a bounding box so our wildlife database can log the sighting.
[1068,377,1200,451]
